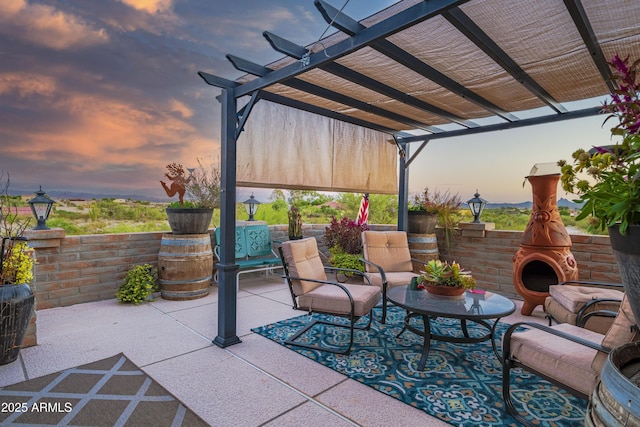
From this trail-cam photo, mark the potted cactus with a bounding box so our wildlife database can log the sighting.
[288,205,303,240]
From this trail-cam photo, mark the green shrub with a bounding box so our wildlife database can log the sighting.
[115,264,158,305]
[328,249,364,274]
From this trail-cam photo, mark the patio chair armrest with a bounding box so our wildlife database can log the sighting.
[577,308,619,328]
[502,321,610,358]
[359,258,387,284]
[323,266,373,286]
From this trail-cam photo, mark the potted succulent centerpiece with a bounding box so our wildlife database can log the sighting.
[416,259,476,297]
[558,54,640,323]
[161,159,220,234]
[0,173,36,365]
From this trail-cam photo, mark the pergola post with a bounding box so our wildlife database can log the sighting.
[213,88,241,348]
[398,141,409,231]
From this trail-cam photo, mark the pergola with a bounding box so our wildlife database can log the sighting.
[198,0,640,347]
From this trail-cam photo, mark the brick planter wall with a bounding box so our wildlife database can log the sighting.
[21,224,620,348]
[436,228,621,299]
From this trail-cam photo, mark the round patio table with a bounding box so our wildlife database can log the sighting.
[386,285,516,370]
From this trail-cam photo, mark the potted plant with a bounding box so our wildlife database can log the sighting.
[115,264,158,305]
[324,216,369,278]
[161,159,220,234]
[287,205,303,240]
[558,53,640,322]
[416,259,476,296]
[0,173,36,365]
[409,187,462,250]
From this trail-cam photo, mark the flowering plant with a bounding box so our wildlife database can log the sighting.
[558,54,640,235]
[0,173,34,285]
[417,259,476,290]
[1,241,34,285]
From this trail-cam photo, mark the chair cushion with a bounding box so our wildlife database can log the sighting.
[510,323,604,396]
[367,271,419,288]
[591,294,639,374]
[281,238,327,296]
[544,296,619,334]
[362,231,413,273]
[547,285,623,312]
[298,282,381,316]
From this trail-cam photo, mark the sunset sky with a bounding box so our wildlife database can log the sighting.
[0,0,615,203]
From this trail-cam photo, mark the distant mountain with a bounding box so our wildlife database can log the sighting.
[10,188,584,209]
[11,189,167,203]
[485,198,582,210]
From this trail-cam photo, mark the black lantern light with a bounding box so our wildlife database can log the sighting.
[467,190,487,223]
[29,186,55,230]
[242,193,261,221]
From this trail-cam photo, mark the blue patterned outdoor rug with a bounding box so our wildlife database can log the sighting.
[252,306,586,427]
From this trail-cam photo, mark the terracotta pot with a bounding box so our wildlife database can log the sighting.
[424,284,465,297]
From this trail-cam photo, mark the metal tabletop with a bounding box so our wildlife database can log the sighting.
[386,285,516,370]
[386,286,516,320]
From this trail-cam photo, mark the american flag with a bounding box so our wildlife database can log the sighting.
[356,193,369,225]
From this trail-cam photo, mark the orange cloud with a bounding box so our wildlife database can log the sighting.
[1,69,217,178]
[118,0,173,14]
[0,0,108,50]
[169,99,194,119]
[0,73,57,98]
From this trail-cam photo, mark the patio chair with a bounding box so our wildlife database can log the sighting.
[278,237,381,355]
[502,293,639,427]
[544,280,624,334]
[361,230,421,323]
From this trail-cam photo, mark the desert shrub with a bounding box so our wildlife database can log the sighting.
[116,264,158,305]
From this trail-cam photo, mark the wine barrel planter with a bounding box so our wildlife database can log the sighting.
[165,208,213,235]
[0,283,35,365]
[586,342,640,426]
[407,211,438,234]
[158,234,213,300]
[408,233,439,272]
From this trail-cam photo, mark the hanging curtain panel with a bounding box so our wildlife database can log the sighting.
[238,100,398,194]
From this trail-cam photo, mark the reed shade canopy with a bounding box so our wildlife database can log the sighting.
[198,0,640,347]
[202,0,640,192]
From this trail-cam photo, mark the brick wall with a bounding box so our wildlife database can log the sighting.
[22,224,621,348]
[435,228,621,299]
[32,232,164,310]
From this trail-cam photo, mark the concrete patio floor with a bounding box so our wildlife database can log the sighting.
[1,273,549,426]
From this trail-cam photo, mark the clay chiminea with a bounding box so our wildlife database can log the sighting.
[513,169,578,315]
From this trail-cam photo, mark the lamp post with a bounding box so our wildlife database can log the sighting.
[28,186,55,230]
[242,193,261,221]
[467,190,487,223]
